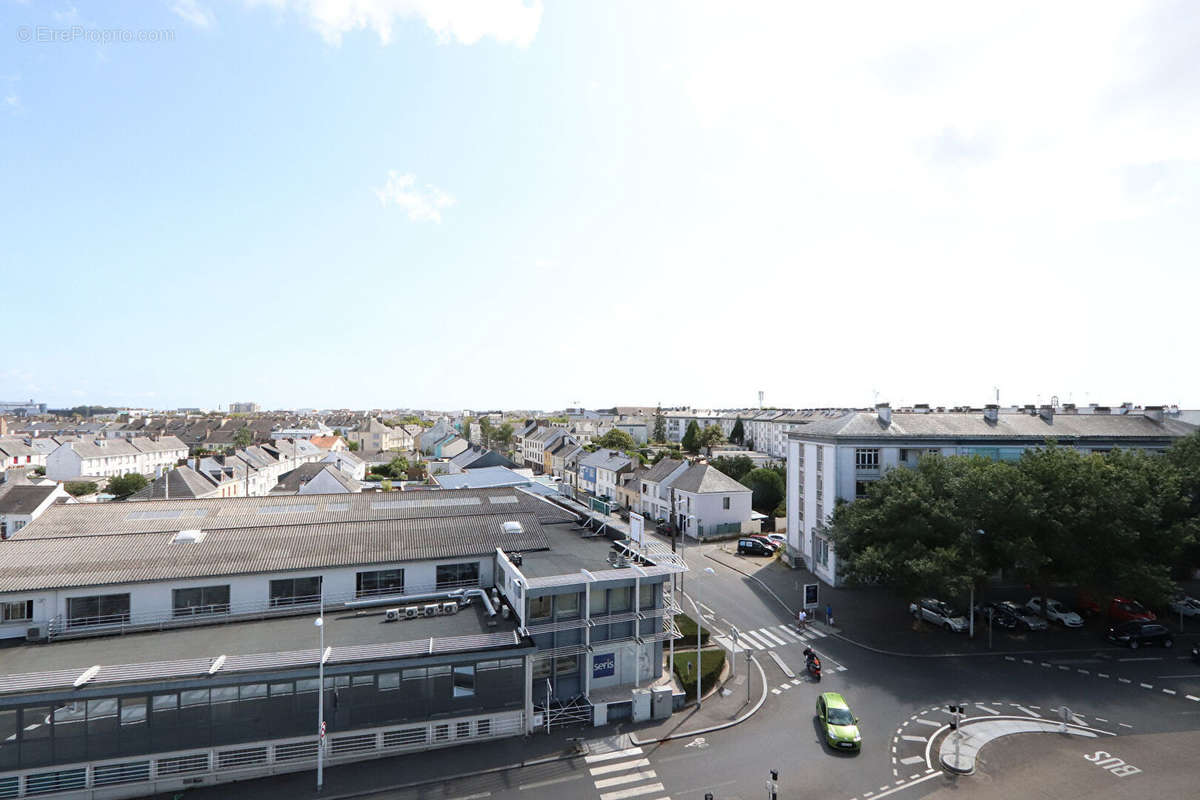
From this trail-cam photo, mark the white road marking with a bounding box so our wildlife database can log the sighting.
[865,772,942,799]
[590,759,650,776]
[1014,705,1041,718]
[1098,673,1110,678]
[1118,678,1132,684]
[595,770,658,789]
[899,755,925,765]
[757,628,788,646]
[519,775,585,790]
[1022,659,1033,664]
[1119,723,1133,729]
[775,625,804,641]
[1187,695,1200,702]
[1071,715,1086,726]
[600,783,666,800]
[914,718,942,728]
[1058,665,1071,671]
[738,630,771,649]
[1118,657,1162,662]
[586,747,644,763]
[779,683,791,691]
[791,678,802,685]
[1095,718,1108,723]
[1156,674,1200,679]
[1004,656,1015,661]
[1162,689,1177,695]
[768,650,795,678]
[448,794,491,800]
[809,627,827,638]
[901,735,927,743]
[974,704,1000,715]
[836,665,848,672]
[1077,669,1090,675]
[1140,683,1154,689]
[771,688,781,695]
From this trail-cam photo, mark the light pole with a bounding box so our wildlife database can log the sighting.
[314,610,329,792]
[967,529,985,639]
[697,566,715,707]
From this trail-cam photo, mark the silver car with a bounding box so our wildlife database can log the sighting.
[910,598,968,633]
[1025,596,1084,628]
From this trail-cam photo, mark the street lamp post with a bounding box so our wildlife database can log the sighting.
[697,566,715,707]
[968,529,985,639]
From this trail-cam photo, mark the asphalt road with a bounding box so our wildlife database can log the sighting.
[197,539,1200,800]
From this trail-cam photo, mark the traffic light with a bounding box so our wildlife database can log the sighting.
[947,704,962,729]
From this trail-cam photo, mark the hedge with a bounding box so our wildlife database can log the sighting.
[673,649,726,701]
[674,613,710,646]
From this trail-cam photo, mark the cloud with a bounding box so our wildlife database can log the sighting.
[373,171,455,222]
[255,0,543,46]
[172,0,215,27]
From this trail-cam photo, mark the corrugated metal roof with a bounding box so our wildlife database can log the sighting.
[0,512,550,592]
[787,411,1196,441]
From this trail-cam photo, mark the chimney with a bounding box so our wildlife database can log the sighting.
[1144,405,1164,424]
[876,403,891,426]
[194,455,201,473]
[1039,405,1055,422]
[983,404,999,424]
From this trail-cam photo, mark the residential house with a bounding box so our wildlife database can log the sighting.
[786,403,1198,587]
[309,435,349,452]
[270,462,362,494]
[0,438,46,471]
[524,427,568,473]
[45,436,188,481]
[449,446,518,472]
[667,463,754,539]
[637,458,688,521]
[350,418,413,453]
[128,465,241,501]
[578,449,633,500]
[511,420,538,467]
[0,482,71,539]
[321,449,366,480]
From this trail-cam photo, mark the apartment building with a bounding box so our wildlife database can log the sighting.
[45,436,188,481]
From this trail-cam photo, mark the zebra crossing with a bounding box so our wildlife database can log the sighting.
[712,623,825,654]
[584,742,670,800]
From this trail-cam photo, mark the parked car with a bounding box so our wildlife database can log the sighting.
[910,598,968,633]
[747,534,779,552]
[737,537,774,556]
[1109,597,1156,623]
[996,600,1048,631]
[766,533,787,548]
[1025,596,1084,628]
[1167,594,1200,618]
[973,602,1023,631]
[1106,620,1173,649]
[816,692,861,751]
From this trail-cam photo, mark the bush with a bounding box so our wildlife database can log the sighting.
[673,649,726,701]
[64,481,99,497]
[674,613,710,646]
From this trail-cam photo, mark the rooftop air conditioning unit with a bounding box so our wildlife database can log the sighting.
[423,603,441,617]
[442,602,459,615]
[403,606,420,620]
[384,608,401,622]
[25,626,44,643]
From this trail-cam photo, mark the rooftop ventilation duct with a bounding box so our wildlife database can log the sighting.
[983,404,999,424]
[502,521,523,535]
[875,403,891,426]
[1038,405,1055,422]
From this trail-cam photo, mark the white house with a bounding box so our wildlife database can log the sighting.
[321,449,366,480]
[46,436,188,480]
[271,462,362,494]
[666,463,754,539]
[785,403,1198,587]
[0,438,47,471]
[0,483,71,539]
[637,458,688,521]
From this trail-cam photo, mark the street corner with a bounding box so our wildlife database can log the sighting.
[920,728,1200,800]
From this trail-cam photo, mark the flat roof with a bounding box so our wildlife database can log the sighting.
[0,600,523,696]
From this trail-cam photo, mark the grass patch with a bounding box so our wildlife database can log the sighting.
[672,649,726,701]
[674,613,711,646]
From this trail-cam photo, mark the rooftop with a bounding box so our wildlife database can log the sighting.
[786,409,1197,441]
[0,484,59,515]
[0,600,524,694]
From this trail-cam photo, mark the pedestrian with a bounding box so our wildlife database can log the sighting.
[826,604,834,627]
[797,608,807,629]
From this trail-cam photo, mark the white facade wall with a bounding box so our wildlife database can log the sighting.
[678,489,752,535]
[0,557,497,640]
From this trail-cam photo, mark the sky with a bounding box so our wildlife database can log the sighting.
[1,1,1198,412]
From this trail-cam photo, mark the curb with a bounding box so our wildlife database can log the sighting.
[322,750,578,800]
[631,653,768,745]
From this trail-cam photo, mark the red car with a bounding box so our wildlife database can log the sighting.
[1109,597,1156,623]
[747,535,779,553]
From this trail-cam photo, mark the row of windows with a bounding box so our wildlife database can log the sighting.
[0,660,525,771]
[527,584,658,622]
[854,448,880,470]
[53,564,483,628]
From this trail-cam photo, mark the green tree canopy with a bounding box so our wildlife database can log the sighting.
[742,467,784,515]
[729,417,745,445]
[681,420,701,454]
[594,429,638,452]
[64,481,99,497]
[698,424,726,449]
[709,455,754,483]
[653,406,667,444]
[232,428,254,449]
[107,473,149,499]
[495,423,514,448]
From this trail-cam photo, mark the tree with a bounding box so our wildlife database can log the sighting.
[346,439,360,452]
[406,462,428,481]
[698,424,726,450]
[64,481,99,497]
[107,473,149,499]
[380,478,393,492]
[653,406,667,444]
[742,468,785,516]
[386,455,409,477]
[681,420,701,454]
[495,423,514,448]
[729,417,745,445]
[232,427,254,449]
[461,416,474,442]
[594,429,638,452]
[479,418,494,449]
[709,455,754,483]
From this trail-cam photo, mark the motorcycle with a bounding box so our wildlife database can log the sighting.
[804,647,822,681]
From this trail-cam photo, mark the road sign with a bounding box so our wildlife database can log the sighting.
[803,583,819,609]
[630,512,644,545]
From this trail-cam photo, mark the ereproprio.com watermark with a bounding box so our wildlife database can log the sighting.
[16,26,176,44]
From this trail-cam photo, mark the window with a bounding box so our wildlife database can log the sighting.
[66,593,130,627]
[554,656,578,676]
[452,665,475,698]
[855,448,879,470]
[608,586,632,613]
[532,659,552,680]
[172,585,230,616]
[356,569,405,598]
[269,577,322,607]
[528,596,552,621]
[639,583,657,610]
[816,448,824,474]
[589,588,607,616]
[436,562,480,590]
[1,600,32,622]
[555,592,580,618]
[855,481,872,499]
[722,496,730,510]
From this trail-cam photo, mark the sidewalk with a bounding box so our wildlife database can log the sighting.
[703,546,1200,657]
